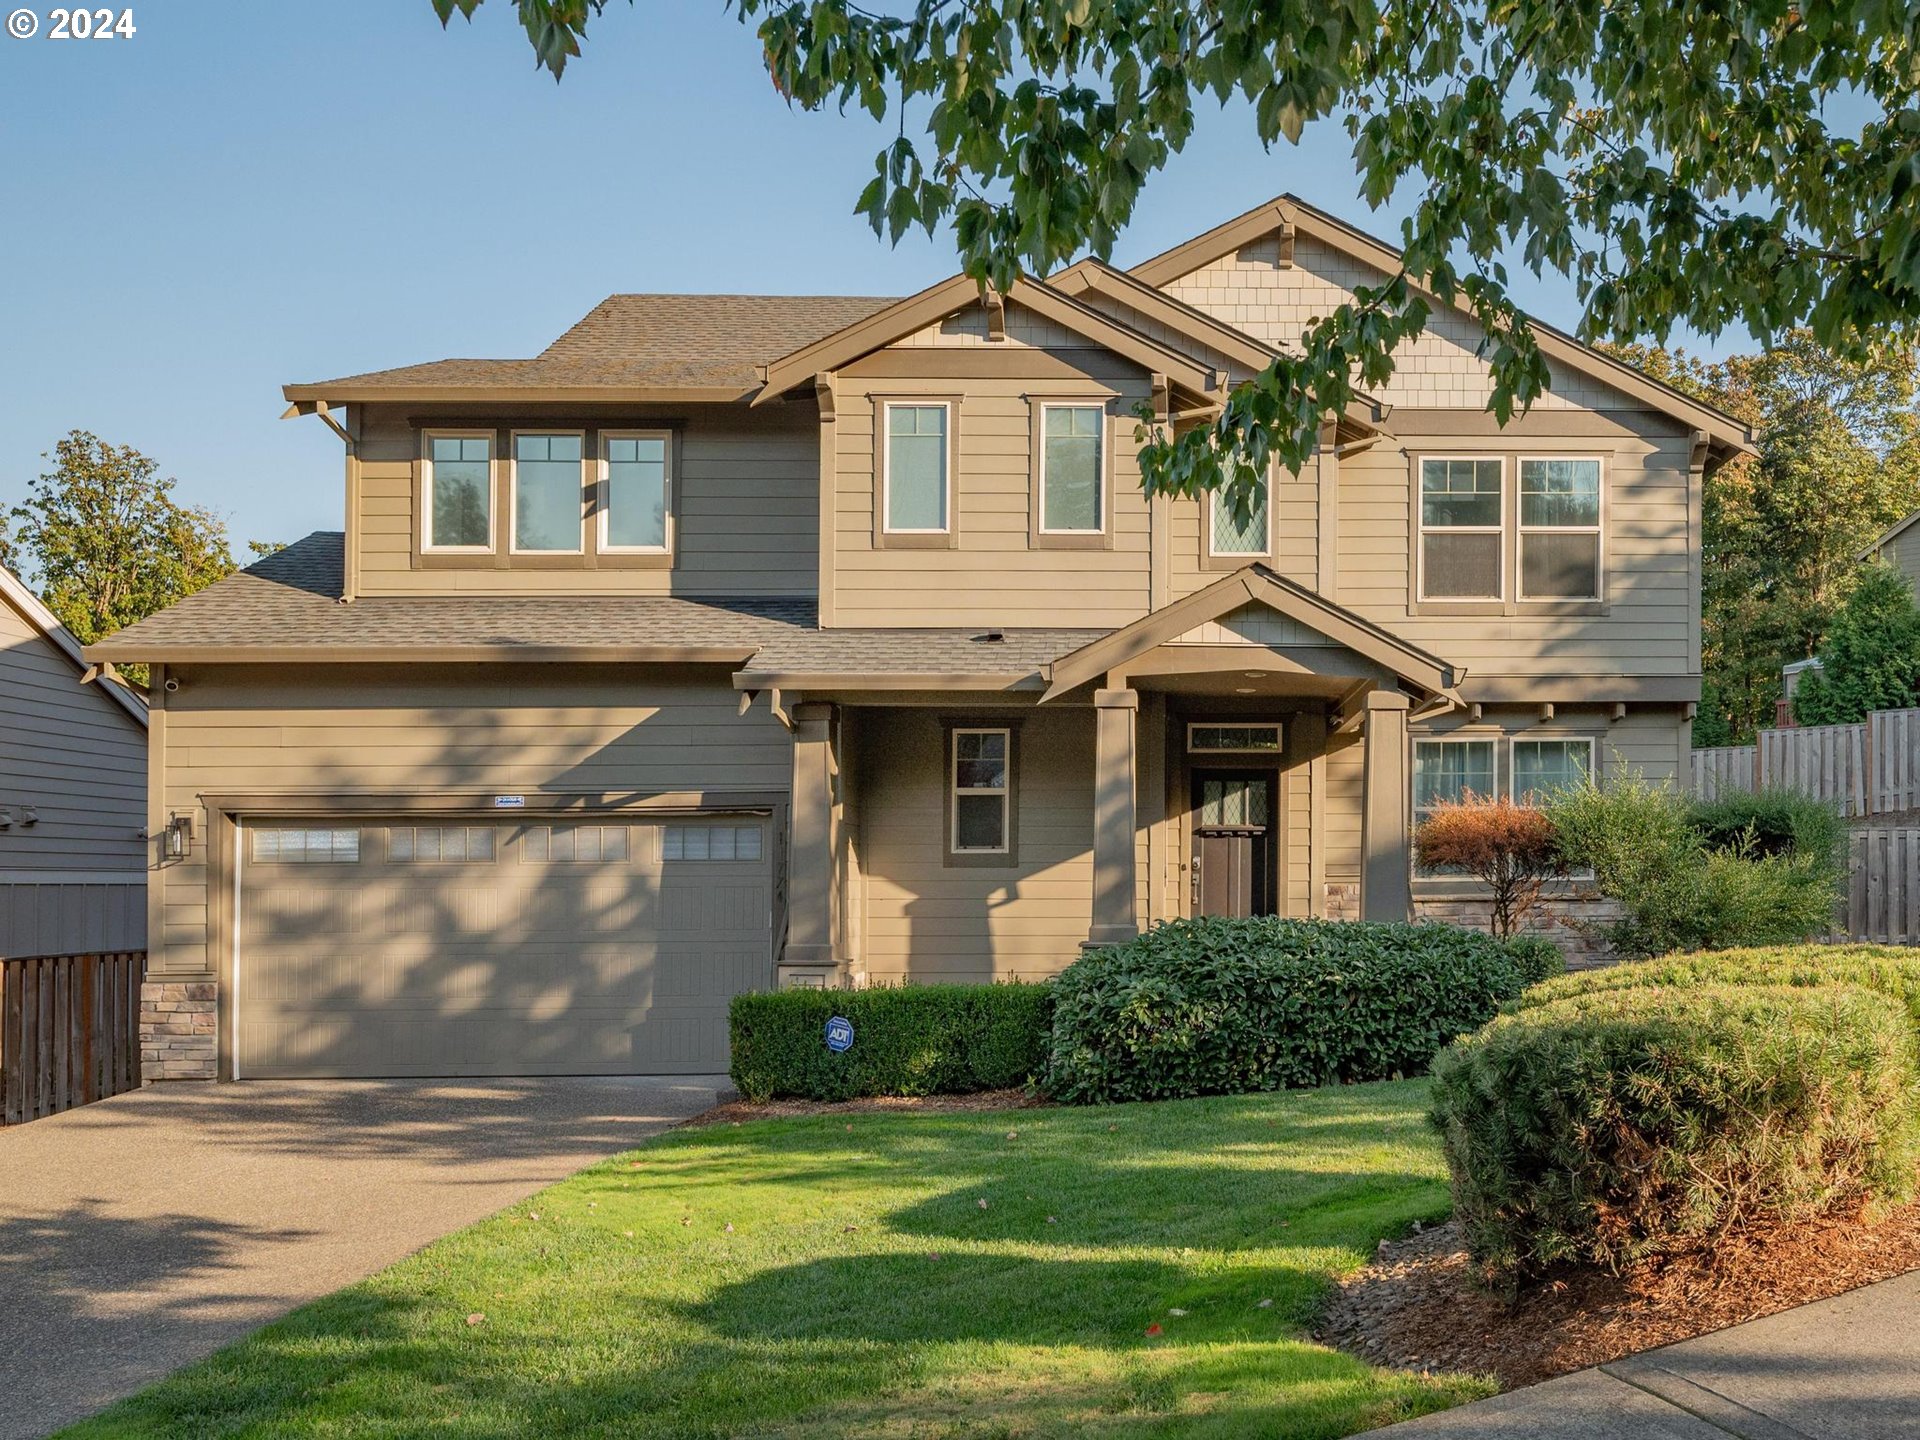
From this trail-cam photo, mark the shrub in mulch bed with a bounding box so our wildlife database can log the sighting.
[1431,983,1920,1278]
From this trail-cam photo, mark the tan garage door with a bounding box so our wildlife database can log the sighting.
[235,815,772,1078]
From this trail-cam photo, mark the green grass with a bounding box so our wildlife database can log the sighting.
[66,1081,1490,1439]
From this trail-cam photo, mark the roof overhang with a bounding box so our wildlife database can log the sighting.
[731,669,1045,693]
[2,566,148,726]
[282,383,759,407]
[754,273,1225,409]
[1040,563,1463,704]
[79,641,761,667]
[1859,507,1920,562]
[1129,194,1758,462]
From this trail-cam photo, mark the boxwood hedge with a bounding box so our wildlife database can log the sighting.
[729,982,1053,1102]
[1042,917,1539,1104]
[1432,983,1920,1276]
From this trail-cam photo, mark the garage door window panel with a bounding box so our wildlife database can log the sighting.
[251,828,361,863]
[662,823,763,861]
[521,825,632,863]
[389,827,498,863]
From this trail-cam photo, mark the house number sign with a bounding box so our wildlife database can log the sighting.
[825,1016,855,1053]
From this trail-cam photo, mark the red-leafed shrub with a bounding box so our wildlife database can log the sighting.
[1415,795,1565,937]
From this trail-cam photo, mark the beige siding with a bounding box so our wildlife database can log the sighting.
[0,593,146,954]
[149,664,790,979]
[852,706,1096,981]
[353,403,820,598]
[832,335,1158,627]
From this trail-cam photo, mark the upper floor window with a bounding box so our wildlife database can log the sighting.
[601,432,671,552]
[1419,458,1504,599]
[1039,404,1105,534]
[511,432,585,554]
[1519,458,1603,600]
[1209,476,1270,557]
[424,433,493,552]
[884,403,951,533]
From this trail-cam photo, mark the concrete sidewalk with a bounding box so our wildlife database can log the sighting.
[0,1077,721,1439]
[1378,1267,1920,1438]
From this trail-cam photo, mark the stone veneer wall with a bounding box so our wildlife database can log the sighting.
[1324,884,1623,970]
[140,980,216,1081]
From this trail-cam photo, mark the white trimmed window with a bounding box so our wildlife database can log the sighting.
[1519,458,1603,600]
[511,432,585,554]
[951,728,1010,854]
[884,403,951,533]
[1039,404,1105,534]
[1209,476,1270,557]
[424,433,493,552]
[1512,737,1595,802]
[601,432,671,552]
[1419,457,1505,599]
[1412,738,1497,875]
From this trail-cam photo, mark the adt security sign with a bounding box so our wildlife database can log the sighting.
[825,1015,855,1053]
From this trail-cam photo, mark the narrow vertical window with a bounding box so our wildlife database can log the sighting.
[885,403,950,533]
[1412,738,1497,875]
[511,433,585,553]
[1519,458,1602,600]
[1209,477,1270,556]
[1419,458,1505,599]
[950,727,1010,854]
[424,435,493,551]
[1040,404,1104,534]
[602,433,670,552]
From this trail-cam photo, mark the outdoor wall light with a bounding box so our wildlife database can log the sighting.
[164,811,195,860]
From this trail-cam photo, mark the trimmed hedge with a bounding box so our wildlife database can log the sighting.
[729,983,1053,1102]
[1043,917,1538,1104]
[1503,933,1567,986]
[1514,944,1920,1030]
[1431,984,1920,1276]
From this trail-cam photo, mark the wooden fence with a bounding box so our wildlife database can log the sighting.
[1,951,145,1126]
[1690,745,1758,802]
[1691,707,1920,818]
[1839,830,1920,944]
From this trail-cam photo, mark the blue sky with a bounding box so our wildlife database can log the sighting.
[0,1,1741,556]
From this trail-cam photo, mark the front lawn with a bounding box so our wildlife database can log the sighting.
[67,1081,1488,1439]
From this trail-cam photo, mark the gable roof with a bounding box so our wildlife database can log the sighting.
[755,273,1225,406]
[1130,193,1757,459]
[1861,507,1920,562]
[285,294,899,405]
[1040,563,1461,703]
[0,562,147,726]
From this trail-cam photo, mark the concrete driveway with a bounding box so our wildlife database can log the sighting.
[0,1077,722,1439]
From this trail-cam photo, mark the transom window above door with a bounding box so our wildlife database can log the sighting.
[1039,404,1105,536]
[884,403,952,534]
[1188,723,1283,754]
[511,433,585,554]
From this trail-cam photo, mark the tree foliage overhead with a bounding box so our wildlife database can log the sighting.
[6,430,237,655]
[437,0,1920,514]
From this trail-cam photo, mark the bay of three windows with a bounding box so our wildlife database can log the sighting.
[1419,456,1603,601]
[424,432,670,554]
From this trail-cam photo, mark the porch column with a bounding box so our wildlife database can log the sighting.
[1089,686,1140,947]
[784,701,838,982]
[1360,690,1413,923]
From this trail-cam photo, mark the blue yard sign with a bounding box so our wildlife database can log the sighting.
[825,1015,855,1053]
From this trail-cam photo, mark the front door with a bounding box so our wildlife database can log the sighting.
[1190,772,1276,918]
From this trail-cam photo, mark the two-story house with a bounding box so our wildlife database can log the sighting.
[90,194,1752,1082]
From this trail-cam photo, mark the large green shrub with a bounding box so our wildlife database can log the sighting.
[1545,774,1841,957]
[729,983,1053,1102]
[1793,564,1920,725]
[1516,944,1920,1029]
[1432,984,1920,1276]
[1043,917,1535,1104]
[1688,787,1846,866]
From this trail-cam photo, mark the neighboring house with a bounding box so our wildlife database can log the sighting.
[0,563,148,956]
[1860,506,1920,595]
[89,193,1753,1082]
[1777,657,1825,728]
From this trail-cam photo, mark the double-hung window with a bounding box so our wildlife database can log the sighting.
[511,432,585,553]
[950,727,1011,856]
[884,403,951,534]
[1418,458,1504,599]
[1209,475,1270,558]
[1519,458,1603,600]
[1039,404,1105,536]
[1412,737,1498,877]
[1512,737,1594,802]
[601,432,671,553]
[424,434,493,552]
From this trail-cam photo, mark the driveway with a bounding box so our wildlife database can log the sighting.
[0,1077,722,1439]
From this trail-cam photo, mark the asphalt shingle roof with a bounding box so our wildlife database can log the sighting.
[739,628,1105,679]
[301,294,900,395]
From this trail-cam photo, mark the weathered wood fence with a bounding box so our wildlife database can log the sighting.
[1692,707,1920,818]
[1,951,145,1125]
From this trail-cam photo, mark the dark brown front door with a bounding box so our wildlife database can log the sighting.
[1190,772,1276,918]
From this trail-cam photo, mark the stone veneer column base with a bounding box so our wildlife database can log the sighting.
[140,980,217,1081]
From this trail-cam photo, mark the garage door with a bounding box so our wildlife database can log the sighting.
[234,814,772,1078]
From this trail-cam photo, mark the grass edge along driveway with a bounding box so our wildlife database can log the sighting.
[62,1081,1489,1440]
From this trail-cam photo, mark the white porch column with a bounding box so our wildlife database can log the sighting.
[1089,686,1140,947]
[783,701,838,983]
[1360,689,1413,923]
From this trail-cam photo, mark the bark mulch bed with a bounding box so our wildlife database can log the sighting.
[679,1088,1048,1129]
[1318,1202,1920,1389]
